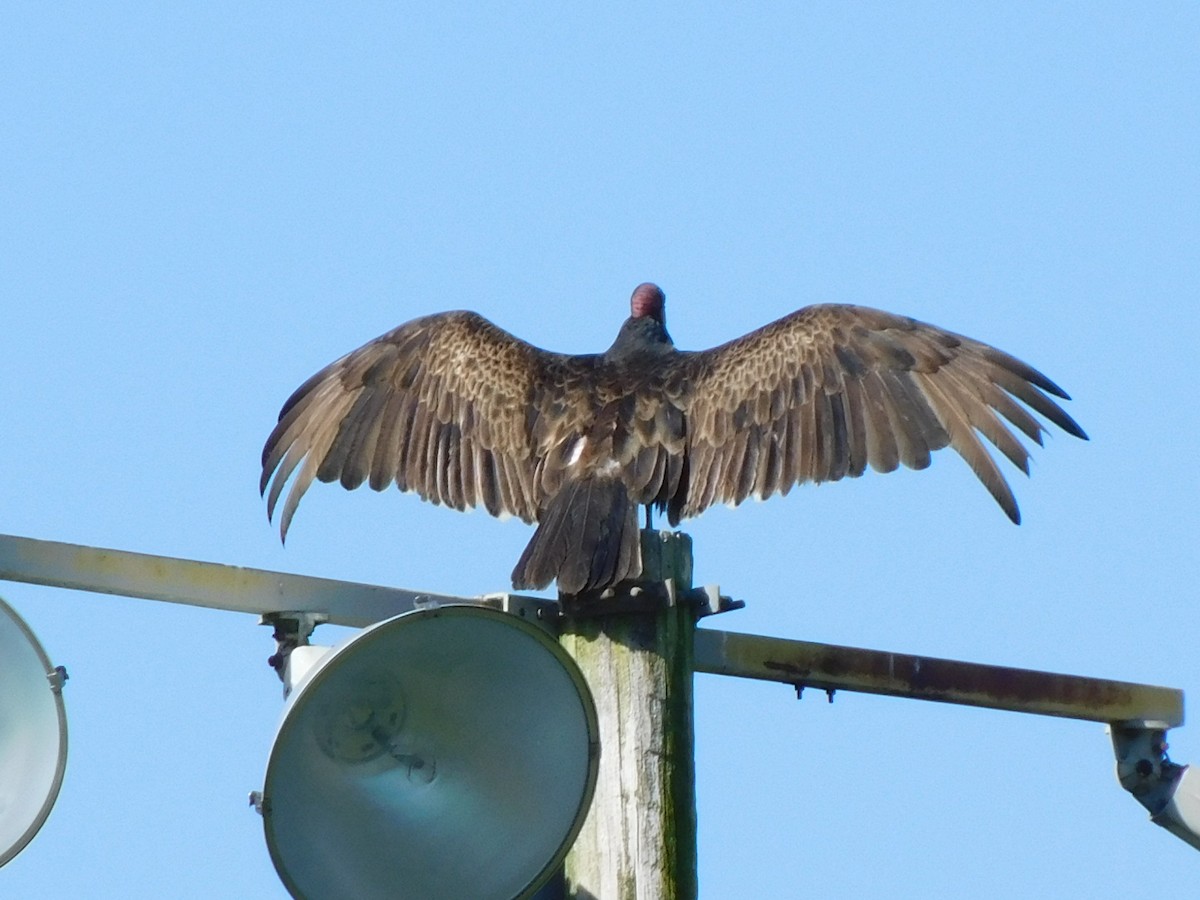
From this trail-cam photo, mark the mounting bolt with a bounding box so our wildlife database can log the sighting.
[47,665,69,693]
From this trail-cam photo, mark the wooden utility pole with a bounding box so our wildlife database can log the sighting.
[558,530,698,900]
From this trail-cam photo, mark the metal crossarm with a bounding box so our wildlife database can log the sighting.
[693,628,1183,729]
[0,533,462,629]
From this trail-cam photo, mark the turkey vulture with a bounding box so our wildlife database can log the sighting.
[261,283,1086,595]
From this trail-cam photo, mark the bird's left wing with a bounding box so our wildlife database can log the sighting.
[673,304,1086,523]
[260,311,590,539]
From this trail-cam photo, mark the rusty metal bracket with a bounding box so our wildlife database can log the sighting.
[1111,725,1200,850]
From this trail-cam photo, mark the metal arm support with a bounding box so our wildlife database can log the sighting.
[693,628,1183,728]
[0,533,468,628]
[694,628,1195,852]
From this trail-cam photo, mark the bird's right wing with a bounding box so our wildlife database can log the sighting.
[260,311,593,539]
[674,304,1086,522]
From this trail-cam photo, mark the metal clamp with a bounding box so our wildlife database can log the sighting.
[260,611,328,681]
[1111,724,1200,850]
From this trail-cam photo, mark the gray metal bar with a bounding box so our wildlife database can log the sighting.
[694,628,1184,729]
[0,533,465,629]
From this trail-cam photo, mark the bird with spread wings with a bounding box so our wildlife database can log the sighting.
[261,283,1086,595]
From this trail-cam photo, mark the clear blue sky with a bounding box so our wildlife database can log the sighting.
[2,4,1197,897]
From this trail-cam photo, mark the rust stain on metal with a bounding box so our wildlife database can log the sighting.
[893,653,1131,710]
[764,644,1134,711]
[699,629,1183,727]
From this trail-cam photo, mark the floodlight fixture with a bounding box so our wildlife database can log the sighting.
[0,596,67,867]
[258,604,599,900]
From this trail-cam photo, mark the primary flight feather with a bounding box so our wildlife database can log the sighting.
[261,283,1086,594]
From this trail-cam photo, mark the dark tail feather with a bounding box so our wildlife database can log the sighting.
[512,476,641,594]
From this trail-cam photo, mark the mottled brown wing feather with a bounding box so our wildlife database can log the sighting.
[675,304,1086,522]
[260,311,595,540]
